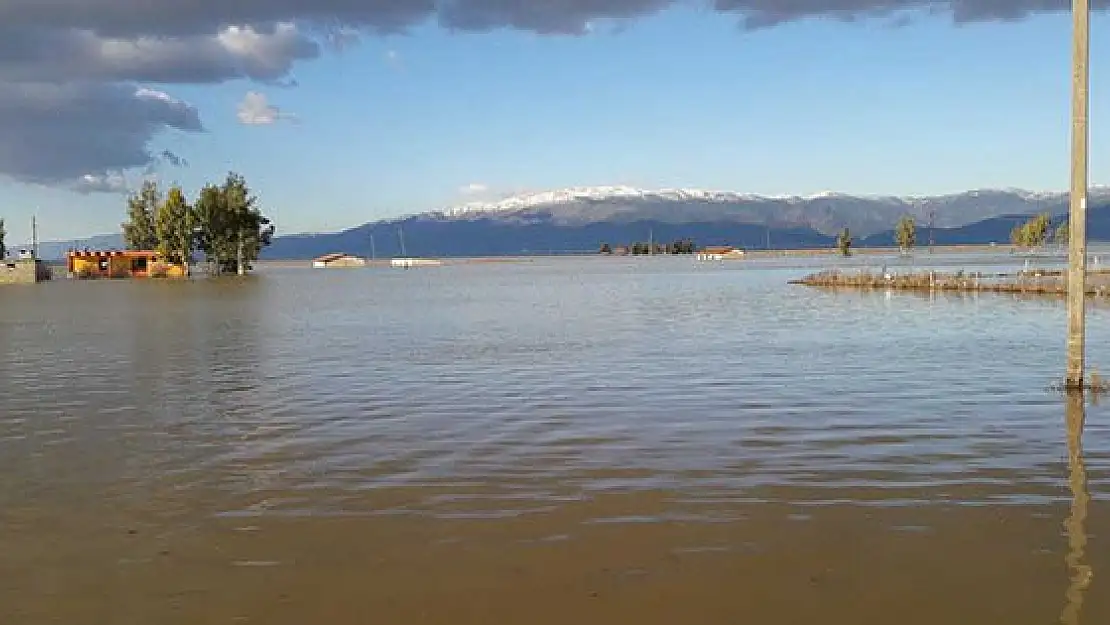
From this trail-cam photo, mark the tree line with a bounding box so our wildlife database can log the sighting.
[599,239,697,255]
[122,172,275,275]
[1010,213,1067,248]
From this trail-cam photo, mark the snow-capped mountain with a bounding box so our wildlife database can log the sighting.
[445,186,900,217]
[434,185,1106,237]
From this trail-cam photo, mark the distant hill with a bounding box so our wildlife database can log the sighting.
[35,234,124,260]
[34,185,1109,260]
[863,204,1110,246]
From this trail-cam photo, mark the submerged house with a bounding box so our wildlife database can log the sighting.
[696,246,745,261]
[312,253,368,268]
[67,250,188,279]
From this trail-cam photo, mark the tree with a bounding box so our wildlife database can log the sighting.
[122,180,160,250]
[836,228,853,256]
[894,215,916,252]
[1011,212,1051,248]
[155,185,195,272]
[193,172,274,275]
[1055,220,1070,245]
[0,217,6,259]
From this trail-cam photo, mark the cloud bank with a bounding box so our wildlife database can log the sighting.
[0,0,1100,191]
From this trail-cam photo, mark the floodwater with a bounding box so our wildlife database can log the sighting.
[1,253,1107,624]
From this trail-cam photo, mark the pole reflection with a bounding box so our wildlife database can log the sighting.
[1061,391,1093,625]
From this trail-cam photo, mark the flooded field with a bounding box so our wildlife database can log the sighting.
[1,252,1108,624]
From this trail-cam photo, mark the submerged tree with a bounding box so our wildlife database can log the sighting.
[894,215,916,252]
[1055,220,1070,245]
[155,185,195,271]
[836,228,853,257]
[193,172,274,275]
[122,180,160,250]
[1011,213,1051,248]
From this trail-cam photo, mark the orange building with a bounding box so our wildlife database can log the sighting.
[67,250,188,279]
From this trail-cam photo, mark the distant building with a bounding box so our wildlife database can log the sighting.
[696,246,745,261]
[67,250,188,279]
[313,253,368,268]
[390,257,442,268]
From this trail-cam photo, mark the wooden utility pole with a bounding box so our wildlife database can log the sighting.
[1066,0,1090,390]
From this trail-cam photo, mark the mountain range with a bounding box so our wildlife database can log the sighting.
[33,186,1110,260]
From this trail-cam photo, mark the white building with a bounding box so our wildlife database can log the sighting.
[696,246,745,261]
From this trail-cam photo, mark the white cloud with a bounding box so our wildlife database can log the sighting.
[460,183,489,195]
[237,91,294,125]
[73,172,130,194]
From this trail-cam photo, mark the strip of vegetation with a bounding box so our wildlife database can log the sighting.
[791,269,1110,297]
[599,239,697,255]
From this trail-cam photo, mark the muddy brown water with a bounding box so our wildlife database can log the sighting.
[1,254,1107,624]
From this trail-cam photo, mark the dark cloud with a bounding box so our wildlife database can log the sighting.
[0,0,1103,188]
[0,1,1100,38]
[0,82,202,187]
[158,151,188,168]
[712,0,1108,29]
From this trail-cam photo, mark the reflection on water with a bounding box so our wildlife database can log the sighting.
[1062,392,1093,625]
[1,256,1109,624]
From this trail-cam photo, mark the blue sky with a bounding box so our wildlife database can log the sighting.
[2,7,1110,244]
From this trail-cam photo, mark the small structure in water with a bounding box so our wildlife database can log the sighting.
[1,249,52,285]
[312,253,368,268]
[390,257,442,268]
[696,246,745,261]
[67,250,188,279]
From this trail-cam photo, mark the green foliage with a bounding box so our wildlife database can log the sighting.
[1011,213,1051,247]
[122,180,160,250]
[1055,220,1070,245]
[0,217,6,259]
[666,238,696,254]
[895,215,916,251]
[836,228,853,256]
[155,185,195,267]
[193,172,275,275]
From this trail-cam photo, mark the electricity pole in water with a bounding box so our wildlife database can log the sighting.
[1066,0,1090,390]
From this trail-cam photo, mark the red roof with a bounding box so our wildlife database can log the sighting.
[67,249,159,258]
[313,253,350,263]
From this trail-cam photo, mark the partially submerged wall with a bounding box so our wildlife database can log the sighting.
[0,259,51,285]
